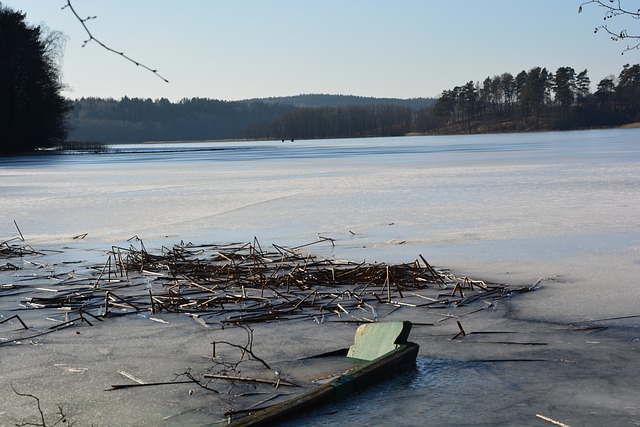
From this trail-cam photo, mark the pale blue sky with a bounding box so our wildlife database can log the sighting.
[11,1,637,101]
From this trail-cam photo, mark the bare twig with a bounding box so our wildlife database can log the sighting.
[62,1,169,81]
[14,220,25,241]
[108,379,199,391]
[172,369,220,393]
[536,413,572,427]
[0,314,29,330]
[579,0,640,53]
[10,383,46,426]
[203,374,299,387]
[212,340,271,371]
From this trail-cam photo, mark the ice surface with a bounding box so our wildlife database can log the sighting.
[1,129,639,426]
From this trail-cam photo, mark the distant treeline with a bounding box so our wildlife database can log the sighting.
[427,64,640,134]
[69,97,293,143]
[68,65,640,143]
[245,94,435,110]
[69,95,435,143]
[244,104,415,140]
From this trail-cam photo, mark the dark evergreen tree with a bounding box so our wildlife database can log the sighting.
[616,64,640,120]
[514,70,529,118]
[553,67,577,108]
[432,89,458,130]
[460,81,478,132]
[520,67,552,126]
[0,4,71,154]
[575,69,591,107]
[499,72,516,114]
[593,76,614,112]
[479,77,493,116]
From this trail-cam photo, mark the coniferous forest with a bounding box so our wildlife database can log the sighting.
[67,64,640,144]
[428,64,640,134]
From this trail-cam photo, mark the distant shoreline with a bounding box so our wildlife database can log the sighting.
[140,124,640,145]
[52,124,640,150]
[141,138,263,144]
[620,122,640,129]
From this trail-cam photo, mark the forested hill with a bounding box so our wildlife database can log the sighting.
[243,94,435,109]
[68,95,434,143]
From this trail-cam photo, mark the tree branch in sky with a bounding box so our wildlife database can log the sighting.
[62,0,169,82]
[579,0,640,54]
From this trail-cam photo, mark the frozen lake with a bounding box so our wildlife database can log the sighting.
[1,129,638,323]
[1,129,639,426]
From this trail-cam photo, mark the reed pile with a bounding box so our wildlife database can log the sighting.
[1,236,536,341]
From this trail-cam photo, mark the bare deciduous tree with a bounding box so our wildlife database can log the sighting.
[579,0,640,54]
